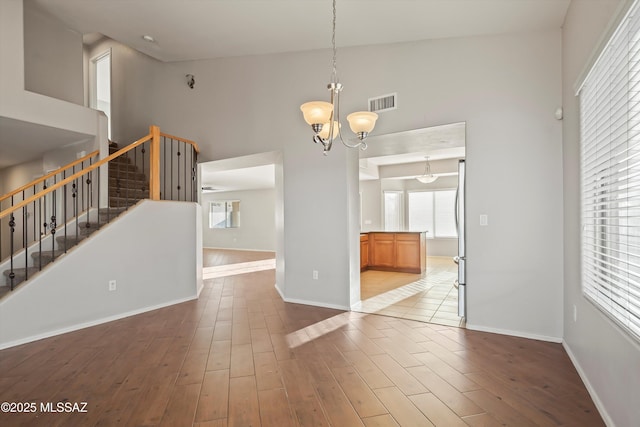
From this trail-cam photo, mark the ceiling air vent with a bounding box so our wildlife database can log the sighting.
[369,93,397,113]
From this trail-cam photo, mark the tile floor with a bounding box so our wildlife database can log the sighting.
[358,256,464,328]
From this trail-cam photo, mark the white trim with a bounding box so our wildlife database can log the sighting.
[273,284,349,311]
[562,341,615,427]
[0,295,197,350]
[89,48,112,138]
[465,323,562,343]
[574,0,636,96]
[203,246,275,253]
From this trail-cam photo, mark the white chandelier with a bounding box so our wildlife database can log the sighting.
[300,0,378,155]
[416,156,438,183]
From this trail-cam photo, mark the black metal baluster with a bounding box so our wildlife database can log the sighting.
[73,173,79,249]
[171,139,174,200]
[131,144,136,209]
[51,175,57,260]
[42,181,47,240]
[142,143,146,199]
[32,185,36,245]
[22,190,26,245]
[38,195,42,270]
[63,170,68,253]
[97,164,101,226]
[163,136,167,200]
[9,214,15,290]
[23,205,28,282]
[81,161,85,216]
[87,158,92,228]
[195,151,198,202]
[177,141,181,201]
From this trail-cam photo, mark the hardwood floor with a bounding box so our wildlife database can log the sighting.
[0,249,604,426]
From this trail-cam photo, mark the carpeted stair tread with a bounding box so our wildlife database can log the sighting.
[31,250,65,268]
[3,267,40,287]
[108,197,142,208]
[109,178,148,190]
[109,162,140,172]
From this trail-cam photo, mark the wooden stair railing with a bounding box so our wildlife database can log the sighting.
[0,150,100,206]
[0,125,199,294]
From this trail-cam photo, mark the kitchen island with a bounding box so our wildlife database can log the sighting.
[360,231,426,274]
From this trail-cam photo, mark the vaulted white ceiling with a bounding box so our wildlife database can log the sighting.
[33,0,571,63]
[16,0,570,187]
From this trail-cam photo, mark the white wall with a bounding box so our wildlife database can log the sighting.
[0,200,202,349]
[360,179,382,231]
[201,188,276,251]
[562,1,640,426]
[118,29,565,324]
[0,0,99,136]
[84,37,158,145]
[23,0,83,105]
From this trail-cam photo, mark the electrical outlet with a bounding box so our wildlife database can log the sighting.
[312,270,319,280]
[109,280,117,291]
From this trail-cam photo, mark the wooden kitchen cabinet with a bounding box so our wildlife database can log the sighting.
[360,234,369,272]
[367,232,426,274]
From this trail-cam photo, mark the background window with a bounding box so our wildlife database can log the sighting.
[408,190,457,238]
[383,191,403,231]
[209,201,240,228]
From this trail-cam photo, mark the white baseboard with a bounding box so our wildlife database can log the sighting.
[203,246,275,253]
[562,341,614,427]
[0,294,198,350]
[465,323,563,343]
[273,283,349,311]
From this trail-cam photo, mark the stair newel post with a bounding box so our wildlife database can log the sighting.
[150,125,161,201]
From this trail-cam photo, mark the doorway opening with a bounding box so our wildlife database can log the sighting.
[90,50,111,139]
[356,122,466,327]
[198,152,282,282]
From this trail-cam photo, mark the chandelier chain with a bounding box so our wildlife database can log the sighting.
[331,0,338,82]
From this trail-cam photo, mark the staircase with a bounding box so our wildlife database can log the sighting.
[0,143,150,296]
[0,126,199,299]
[108,142,149,207]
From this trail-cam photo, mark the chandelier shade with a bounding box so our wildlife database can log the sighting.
[318,120,341,140]
[416,175,438,184]
[300,101,333,127]
[416,156,438,183]
[347,112,378,134]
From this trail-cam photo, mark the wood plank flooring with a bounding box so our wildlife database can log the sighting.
[0,249,604,426]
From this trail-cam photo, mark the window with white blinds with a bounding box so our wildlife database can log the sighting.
[579,0,640,341]
[407,190,458,238]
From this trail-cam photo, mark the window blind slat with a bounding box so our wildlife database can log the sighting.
[580,0,640,343]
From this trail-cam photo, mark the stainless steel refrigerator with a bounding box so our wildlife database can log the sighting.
[456,159,466,318]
